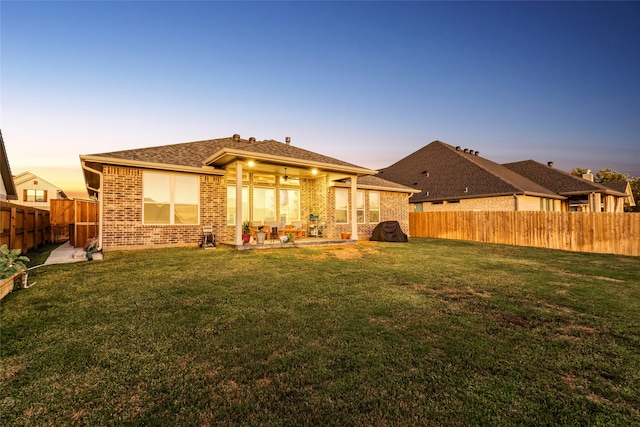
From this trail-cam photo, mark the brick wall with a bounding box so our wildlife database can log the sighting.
[326,187,410,239]
[416,195,565,212]
[102,166,227,250]
[101,166,412,248]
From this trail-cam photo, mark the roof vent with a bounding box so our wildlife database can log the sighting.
[233,134,240,141]
[547,161,553,167]
[285,136,291,145]
[249,137,256,143]
[474,151,479,156]
[456,146,461,151]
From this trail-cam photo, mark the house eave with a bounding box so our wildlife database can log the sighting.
[560,189,626,197]
[79,155,224,176]
[333,181,421,194]
[204,148,378,177]
[412,191,566,203]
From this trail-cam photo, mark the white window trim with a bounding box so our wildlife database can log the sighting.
[335,188,349,224]
[142,172,200,225]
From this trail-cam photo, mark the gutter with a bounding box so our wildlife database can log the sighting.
[80,160,104,251]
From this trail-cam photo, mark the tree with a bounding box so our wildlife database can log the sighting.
[594,167,629,183]
[570,167,591,177]
[629,177,640,212]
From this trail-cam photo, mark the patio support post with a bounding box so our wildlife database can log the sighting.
[235,162,243,245]
[351,176,358,241]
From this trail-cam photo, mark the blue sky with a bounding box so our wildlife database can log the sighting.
[2,1,639,196]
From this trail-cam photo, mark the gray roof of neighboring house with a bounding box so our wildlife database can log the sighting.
[601,181,629,194]
[0,130,18,200]
[378,141,562,203]
[503,160,626,197]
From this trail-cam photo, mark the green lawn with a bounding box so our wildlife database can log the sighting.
[2,239,639,426]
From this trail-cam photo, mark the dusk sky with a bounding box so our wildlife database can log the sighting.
[2,1,639,198]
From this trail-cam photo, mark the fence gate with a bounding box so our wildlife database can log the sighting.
[50,199,99,248]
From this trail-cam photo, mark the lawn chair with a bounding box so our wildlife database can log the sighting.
[199,225,216,249]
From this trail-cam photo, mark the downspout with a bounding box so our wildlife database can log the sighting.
[514,194,519,211]
[81,161,104,251]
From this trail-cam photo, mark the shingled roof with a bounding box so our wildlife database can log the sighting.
[336,175,421,194]
[85,135,368,172]
[80,134,387,196]
[379,141,562,203]
[502,160,626,197]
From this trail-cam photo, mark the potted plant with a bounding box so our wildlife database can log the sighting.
[309,205,319,220]
[256,226,267,244]
[1,244,29,300]
[242,220,251,244]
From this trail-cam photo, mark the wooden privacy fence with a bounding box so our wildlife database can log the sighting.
[50,199,99,248]
[0,201,51,253]
[409,211,640,257]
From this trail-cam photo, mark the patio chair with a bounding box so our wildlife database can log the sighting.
[291,221,306,238]
[199,225,216,249]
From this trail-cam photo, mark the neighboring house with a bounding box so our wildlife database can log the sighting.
[378,141,564,212]
[80,134,418,250]
[600,181,636,212]
[503,161,629,212]
[0,131,18,201]
[12,171,68,210]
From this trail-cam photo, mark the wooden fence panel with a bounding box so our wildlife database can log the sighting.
[409,211,640,257]
[0,201,51,253]
[50,199,100,248]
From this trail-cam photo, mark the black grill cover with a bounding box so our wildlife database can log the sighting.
[370,221,408,242]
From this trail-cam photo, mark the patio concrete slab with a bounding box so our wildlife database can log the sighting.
[44,242,103,265]
[218,238,356,250]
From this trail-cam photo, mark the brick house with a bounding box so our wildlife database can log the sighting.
[80,135,418,250]
[378,140,627,212]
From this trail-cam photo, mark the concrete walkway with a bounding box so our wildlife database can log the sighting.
[44,242,103,265]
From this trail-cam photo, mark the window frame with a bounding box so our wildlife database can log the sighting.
[227,185,249,225]
[279,188,301,223]
[142,172,200,225]
[356,190,365,224]
[335,188,349,224]
[369,191,380,223]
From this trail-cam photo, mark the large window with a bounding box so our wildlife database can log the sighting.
[143,172,199,225]
[369,192,380,223]
[356,191,365,223]
[227,185,249,225]
[335,188,348,224]
[280,189,300,223]
[25,189,47,202]
[253,187,276,222]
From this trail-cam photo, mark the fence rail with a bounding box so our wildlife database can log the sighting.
[409,211,640,257]
[0,201,51,253]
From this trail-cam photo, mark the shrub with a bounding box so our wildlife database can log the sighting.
[0,244,30,279]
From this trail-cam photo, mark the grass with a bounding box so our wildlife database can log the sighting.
[1,239,639,426]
